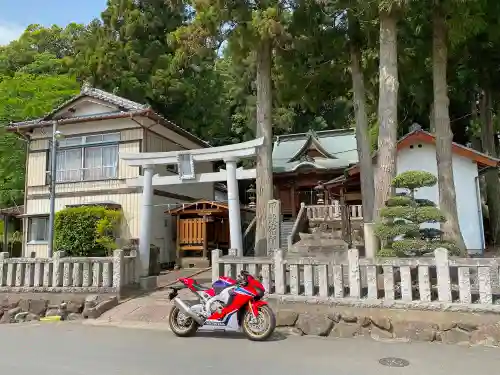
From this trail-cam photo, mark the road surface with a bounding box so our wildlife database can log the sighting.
[1,322,499,375]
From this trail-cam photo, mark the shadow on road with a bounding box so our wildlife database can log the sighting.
[193,331,288,342]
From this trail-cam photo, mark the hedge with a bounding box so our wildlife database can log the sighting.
[54,206,122,257]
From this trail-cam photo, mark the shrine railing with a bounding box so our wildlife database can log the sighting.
[212,248,500,312]
[306,201,363,222]
[0,250,138,295]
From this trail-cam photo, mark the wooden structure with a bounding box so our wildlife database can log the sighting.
[272,129,359,218]
[0,205,23,256]
[166,200,254,267]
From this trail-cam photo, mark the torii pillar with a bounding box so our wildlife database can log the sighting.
[224,157,243,254]
[138,165,154,277]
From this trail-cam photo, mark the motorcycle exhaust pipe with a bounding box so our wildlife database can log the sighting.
[173,297,205,326]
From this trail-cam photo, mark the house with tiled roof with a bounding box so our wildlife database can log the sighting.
[7,84,223,263]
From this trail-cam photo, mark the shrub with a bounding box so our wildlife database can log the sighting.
[54,206,122,257]
[374,170,458,257]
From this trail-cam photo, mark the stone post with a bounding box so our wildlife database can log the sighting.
[434,247,452,302]
[211,249,223,282]
[478,266,492,304]
[273,249,286,294]
[72,263,82,288]
[348,248,361,298]
[43,260,52,287]
[62,262,72,287]
[130,250,140,284]
[52,250,65,287]
[113,249,124,294]
[224,158,243,256]
[363,223,377,259]
[317,264,328,298]
[82,262,91,287]
[15,262,24,286]
[34,261,43,287]
[266,200,281,255]
[6,263,15,287]
[24,262,34,287]
[92,262,102,287]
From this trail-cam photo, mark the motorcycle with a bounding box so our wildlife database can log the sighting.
[167,270,276,341]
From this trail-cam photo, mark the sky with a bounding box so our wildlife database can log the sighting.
[0,0,107,45]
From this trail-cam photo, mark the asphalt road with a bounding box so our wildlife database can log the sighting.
[1,322,499,375]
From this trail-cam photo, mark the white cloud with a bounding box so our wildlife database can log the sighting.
[0,21,24,45]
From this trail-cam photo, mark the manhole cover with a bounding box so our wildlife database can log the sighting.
[379,357,410,367]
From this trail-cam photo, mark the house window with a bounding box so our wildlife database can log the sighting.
[51,133,120,182]
[28,217,49,242]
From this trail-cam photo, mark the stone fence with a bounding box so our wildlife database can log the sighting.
[212,248,500,313]
[0,249,138,295]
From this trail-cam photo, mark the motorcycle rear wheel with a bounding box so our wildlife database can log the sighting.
[168,306,198,337]
[241,304,276,341]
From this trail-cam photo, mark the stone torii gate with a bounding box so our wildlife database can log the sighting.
[121,137,263,277]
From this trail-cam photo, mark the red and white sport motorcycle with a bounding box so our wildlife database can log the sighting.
[168,270,276,341]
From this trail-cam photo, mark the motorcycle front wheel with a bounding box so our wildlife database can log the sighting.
[168,306,199,337]
[241,304,276,341]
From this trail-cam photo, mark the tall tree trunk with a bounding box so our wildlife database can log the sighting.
[349,39,375,222]
[254,39,274,256]
[470,92,481,151]
[480,88,500,247]
[429,103,435,133]
[432,6,467,254]
[373,10,399,220]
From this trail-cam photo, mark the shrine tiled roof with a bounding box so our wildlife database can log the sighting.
[272,128,358,173]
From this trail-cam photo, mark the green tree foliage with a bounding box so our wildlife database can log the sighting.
[2,0,500,248]
[0,74,79,207]
[54,206,122,257]
[0,24,85,76]
[375,170,460,257]
[69,0,231,142]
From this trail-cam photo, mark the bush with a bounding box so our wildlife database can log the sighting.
[54,206,122,257]
[392,170,437,190]
[375,170,458,257]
